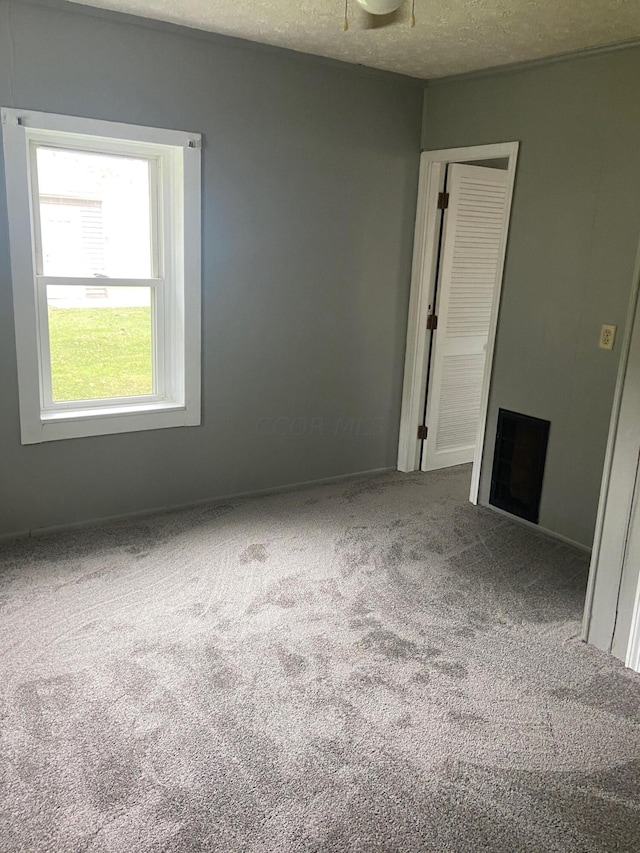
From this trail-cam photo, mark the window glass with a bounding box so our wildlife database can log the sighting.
[47,285,153,402]
[36,147,154,278]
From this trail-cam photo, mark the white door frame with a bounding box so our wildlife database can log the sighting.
[582,232,640,669]
[624,486,640,672]
[397,142,519,505]
[627,560,640,671]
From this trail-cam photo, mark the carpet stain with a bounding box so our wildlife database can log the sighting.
[358,627,423,661]
[433,660,468,679]
[550,670,640,719]
[239,542,269,563]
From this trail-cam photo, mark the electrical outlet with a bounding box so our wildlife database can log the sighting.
[599,324,616,351]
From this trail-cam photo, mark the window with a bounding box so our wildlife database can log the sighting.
[1,108,201,444]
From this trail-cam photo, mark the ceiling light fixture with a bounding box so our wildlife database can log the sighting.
[343,0,415,31]
[358,0,403,12]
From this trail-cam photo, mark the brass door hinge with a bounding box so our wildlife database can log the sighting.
[426,314,438,331]
[417,425,428,440]
[437,192,449,210]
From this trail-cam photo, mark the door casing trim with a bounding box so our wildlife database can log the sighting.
[397,142,519,505]
[582,230,640,660]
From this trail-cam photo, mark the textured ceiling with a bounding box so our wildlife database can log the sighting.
[67,0,640,79]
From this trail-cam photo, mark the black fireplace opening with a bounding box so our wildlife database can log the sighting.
[489,409,550,524]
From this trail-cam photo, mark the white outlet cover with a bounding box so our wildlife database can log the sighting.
[600,323,617,350]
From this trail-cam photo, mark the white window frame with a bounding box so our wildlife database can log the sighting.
[1,108,202,444]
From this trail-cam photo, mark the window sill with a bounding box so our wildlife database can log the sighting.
[22,402,199,444]
[41,400,186,422]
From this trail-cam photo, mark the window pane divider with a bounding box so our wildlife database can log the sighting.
[36,276,164,288]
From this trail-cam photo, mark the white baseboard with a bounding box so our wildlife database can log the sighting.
[0,466,396,544]
[481,501,592,553]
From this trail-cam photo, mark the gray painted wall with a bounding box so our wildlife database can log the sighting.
[0,0,423,537]
[423,48,640,547]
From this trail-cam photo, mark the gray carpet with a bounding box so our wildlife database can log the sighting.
[1,465,639,852]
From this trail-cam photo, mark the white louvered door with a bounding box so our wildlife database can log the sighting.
[421,164,509,471]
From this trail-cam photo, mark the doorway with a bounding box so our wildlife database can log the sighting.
[583,234,640,670]
[397,143,519,505]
